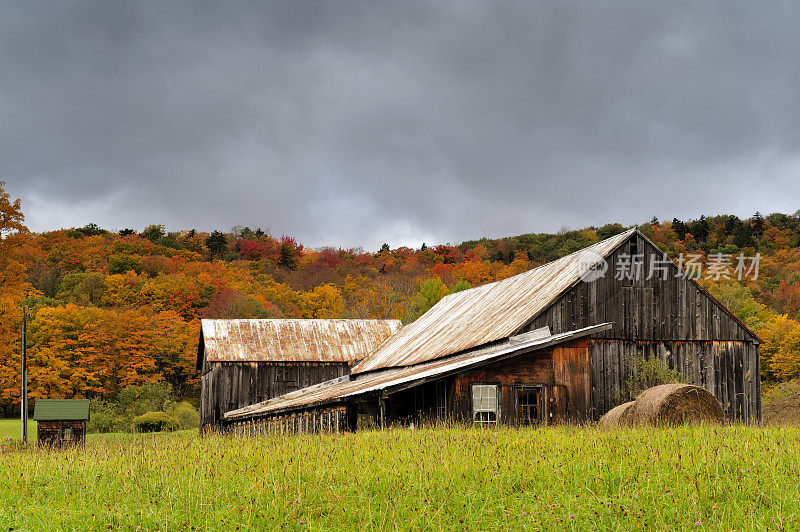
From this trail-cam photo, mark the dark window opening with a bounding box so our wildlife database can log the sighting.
[516,386,544,426]
[629,236,638,257]
[436,381,447,420]
[414,386,425,414]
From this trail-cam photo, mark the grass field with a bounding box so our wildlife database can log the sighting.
[1,425,799,530]
[0,418,36,441]
[763,381,800,426]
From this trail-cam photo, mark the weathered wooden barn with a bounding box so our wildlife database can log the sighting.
[33,399,90,446]
[198,319,402,429]
[223,229,762,433]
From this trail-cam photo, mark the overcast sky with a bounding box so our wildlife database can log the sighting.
[2,2,800,250]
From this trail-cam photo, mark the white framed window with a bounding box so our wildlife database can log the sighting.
[472,384,499,426]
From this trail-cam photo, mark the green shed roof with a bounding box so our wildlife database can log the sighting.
[33,399,90,421]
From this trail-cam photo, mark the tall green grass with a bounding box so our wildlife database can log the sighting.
[1,425,799,530]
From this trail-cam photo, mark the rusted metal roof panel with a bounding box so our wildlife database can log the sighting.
[351,229,635,373]
[224,323,612,419]
[201,319,402,363]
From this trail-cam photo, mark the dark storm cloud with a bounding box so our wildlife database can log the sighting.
[3,1,800,249]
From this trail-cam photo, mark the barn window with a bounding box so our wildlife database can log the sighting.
[472,384,499,426]
[61,426,72,441]
[515,386,544,426]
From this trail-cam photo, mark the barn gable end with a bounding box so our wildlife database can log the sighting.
[523,230,760,420]
[524,231,758,342]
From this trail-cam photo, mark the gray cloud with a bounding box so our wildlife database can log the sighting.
[3,1,800,249]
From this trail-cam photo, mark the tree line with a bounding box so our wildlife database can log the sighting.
[1,181,799,413]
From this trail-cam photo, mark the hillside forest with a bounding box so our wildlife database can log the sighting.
[1,182,799,414]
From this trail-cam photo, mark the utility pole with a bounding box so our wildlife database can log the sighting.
[20,304,28,444]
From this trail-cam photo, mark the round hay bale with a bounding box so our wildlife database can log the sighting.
[629,384,725,426]
[598,401,636,428]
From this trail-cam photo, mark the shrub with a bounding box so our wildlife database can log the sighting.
[88,401,122,433]
[620,352,683,401]
[88,382,181,433]
[132,411,180,433]
[170,401,200,430]
[116,382,175,419]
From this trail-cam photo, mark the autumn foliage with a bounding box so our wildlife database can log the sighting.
[2,181,800,412]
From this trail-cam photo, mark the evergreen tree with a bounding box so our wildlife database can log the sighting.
[690,215,710,243]
[205,231,228,259]
[752,211,765,239]
[671,218,689,240]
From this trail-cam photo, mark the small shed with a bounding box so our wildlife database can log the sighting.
[33,399,90,446]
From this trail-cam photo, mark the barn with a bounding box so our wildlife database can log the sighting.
[198,319,402,429]
[222,228,762,433]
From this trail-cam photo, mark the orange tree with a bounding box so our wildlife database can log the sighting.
[0,182,29,414]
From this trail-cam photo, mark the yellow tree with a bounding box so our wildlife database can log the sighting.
[102,270,145,308]
[149,311,200,395]
[343,276,409,321]
[759,314,800,381]
[411,278,449,319]
[300,284,344,318]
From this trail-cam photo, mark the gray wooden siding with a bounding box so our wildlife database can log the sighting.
[200,361,350,428]
[588,340,760,422]
[525,233,757,342]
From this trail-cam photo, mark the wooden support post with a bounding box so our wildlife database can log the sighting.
[379,397,385,430]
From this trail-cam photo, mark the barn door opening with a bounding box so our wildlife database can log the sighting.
[515,386,545,426]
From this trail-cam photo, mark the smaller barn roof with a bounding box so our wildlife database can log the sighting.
[198,319,402,366]
[33,399,90,421]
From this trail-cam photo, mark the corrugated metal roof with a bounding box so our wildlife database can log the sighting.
[224,323,612,420]
[351,229,635,373]
[33,399,90,421]
[200,319,403,364]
